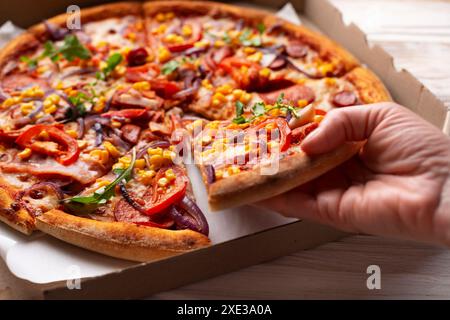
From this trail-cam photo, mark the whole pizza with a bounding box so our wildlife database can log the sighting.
[0,1,390,262]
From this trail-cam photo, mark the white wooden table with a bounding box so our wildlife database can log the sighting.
[1,0,450,299]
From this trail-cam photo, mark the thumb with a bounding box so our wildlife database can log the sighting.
[301,103,390,155]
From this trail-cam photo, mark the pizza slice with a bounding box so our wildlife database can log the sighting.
[190,67,390,211]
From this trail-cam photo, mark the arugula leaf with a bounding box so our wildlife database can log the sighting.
[58,35,91,61]
[161,60,179,75]
[64,149,136,211]
[257,23,266,34]
[96,53,123,80]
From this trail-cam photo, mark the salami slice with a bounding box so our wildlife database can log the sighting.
[260,84,315,105]
[332,90,357,107]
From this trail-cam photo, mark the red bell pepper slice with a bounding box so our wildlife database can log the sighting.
[15,125,80,166]
[150,79,180,99]
[101,109,147,119]
[144,167,187,216]
[166,23,202,53]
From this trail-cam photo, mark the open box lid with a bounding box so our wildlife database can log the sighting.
[0,0,447,299]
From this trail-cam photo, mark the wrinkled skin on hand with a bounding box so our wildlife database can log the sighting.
[257,102,450,246]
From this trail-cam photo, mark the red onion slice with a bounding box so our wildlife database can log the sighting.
[169,196,209,236]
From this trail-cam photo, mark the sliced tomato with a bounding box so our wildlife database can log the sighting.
[150,79,180,99]
[291,122,319,145]
[15,125,80,165]
[144,167,187,216]
[101,109,147,119]
[254,118,292,152]
[218,57,267,91]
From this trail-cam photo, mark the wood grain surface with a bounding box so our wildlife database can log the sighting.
[1,0,450,299]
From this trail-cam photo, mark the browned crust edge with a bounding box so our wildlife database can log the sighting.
[345,66,392,104]
[206,142,363,211]
[143,1,360,74]
[28,2,144,40]
[0,183,34,235]
[35,209,210,262]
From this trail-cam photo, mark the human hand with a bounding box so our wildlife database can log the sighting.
[257,102,450,245]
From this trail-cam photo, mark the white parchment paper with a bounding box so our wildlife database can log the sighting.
[0,3,300,284]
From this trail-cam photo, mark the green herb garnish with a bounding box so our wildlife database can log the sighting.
[239,28,261,47]
[231,93,300,124]
[96,53,123,80]
[161,60,180,75]
[63,149,136,213]
[20,34,91,68]
[257,23,266,34]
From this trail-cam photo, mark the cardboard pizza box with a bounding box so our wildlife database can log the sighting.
[0,0,447,299]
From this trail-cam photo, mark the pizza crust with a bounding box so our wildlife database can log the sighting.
[345,67,392,104]
[35,209,210,262]
[206,142,363,211]
[0,183,35,235]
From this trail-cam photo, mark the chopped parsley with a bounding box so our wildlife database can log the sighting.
[239,28,262,47]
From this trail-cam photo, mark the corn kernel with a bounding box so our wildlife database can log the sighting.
[93,96,106,113]
[193,40,209,48]
[150,154,165,167]
[118,156,131,168]
[164,33,183,44]
[240,65,249,75]
[95,179,111,188]
[158,46,171,63]
[18,148,32,160]
[152,24,167,34]
[240,93,252,104]
[134,158,146,169]
[20,102,35,116]
[44,104,58,114]
[216,84,233,95]
[165,12,175,20]
[201,79,213,90]
[90,149,110,164]
[36,65,48,75]
[98,61,108,70]
[127,32,136,42]
[103,141,120,158]
[111,120,122,128]
[38,130,49,140]
[147,147,163,156]
[137,169,156,184]
[314,115,325,123]
[162,150,174,160]
[21,86,44,99]
[157,177,169,187]
[214,40,225,48]
[96,41,108,48]
[325,77,336,86]
[155,13,166,22]
[77,140,88,149]
[318,63,334,75]
[114,65,126,77]
[243,47,256,55]
[297,99,308,108]
[259,68,271,78]
[181,25,192,37]
[65,129,78,139]
[232,89,244,100]
[215,169,223,179]
[2,97,21,108]
[121,46,132,56]
[212,92,226,102]
[206,121,220,129]
[211,98,221,107]
[247,51,263,62]
[132,81,151,91]
[165,168,176,180]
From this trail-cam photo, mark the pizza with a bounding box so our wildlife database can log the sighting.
[0,1,390,262]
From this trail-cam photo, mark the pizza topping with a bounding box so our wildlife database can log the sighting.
[44,21,70,41]
[126,47,149,67]
[332,90,357,107]
[121,124,141,144]
[287,104,315,129]
[204,164,216,184]
[101,108,147,119]
[291,122,319,145]
[15,124,80,166]
[165,21,202,53]
[63,149,136,213]
[260,84,315,106]
[169,196,209,235]
[286,41,308,58]
[96,52,123,80]
[19,182,63,216]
